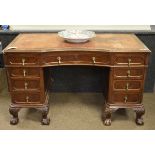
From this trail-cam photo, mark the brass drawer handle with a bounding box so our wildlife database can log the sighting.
[57,57,61,64]
[24,82,28,90]
[124,96,128,103]
[26,96,29,103]
[23,70,26,77]
[92,57,96,64]
[128,58,131,66]
[51,78,54,82]
[127,70,131,77]
[22,58,25,66]
[126,83,129,91]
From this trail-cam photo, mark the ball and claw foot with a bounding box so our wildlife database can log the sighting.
[103,105,115,126]
[41,106,50,125]
[10,117,19,125]
[136,118,144,125]
[104,119,112,126]
[9,107,20,125]
[134,107,145,126]
[41,118,50,125]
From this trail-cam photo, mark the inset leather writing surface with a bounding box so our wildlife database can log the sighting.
[4,33,150,53]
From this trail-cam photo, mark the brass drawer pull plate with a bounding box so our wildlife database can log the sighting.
[57,57,61,64]
[124,96,128,103]
[26,96,29,103]
[126,83,129,91]
[25,82,28,90]
[92,57,96,64]
[128,58,131,66]
[22,58,25,66]
[23,70,26,77]
[127,70,131,77]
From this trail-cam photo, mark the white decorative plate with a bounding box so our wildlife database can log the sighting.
[58,30,96,43]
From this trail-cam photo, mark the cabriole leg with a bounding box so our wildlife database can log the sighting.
[103,105,112,126]
[40,106,50,125]
[134,107,145,125]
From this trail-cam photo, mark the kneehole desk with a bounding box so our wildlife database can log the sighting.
[3,33,150,126]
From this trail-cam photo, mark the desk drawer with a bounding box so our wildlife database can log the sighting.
[12,92,41,104]
[77,53,110,65]
[42,53,110,65]
[113,54,145,66]
[112,92,141,104]
[5,54,39,66]
[7,68,40,78]
[42,54,76,65]
[113,68,144,80]
[11,79,40,91]
[113,80,142,91]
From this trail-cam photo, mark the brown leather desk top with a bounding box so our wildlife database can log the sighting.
[4,33,150,53]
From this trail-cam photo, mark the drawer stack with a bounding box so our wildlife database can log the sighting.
[5,53,45,107]
[109,53,148,106]
[103,52,149,126]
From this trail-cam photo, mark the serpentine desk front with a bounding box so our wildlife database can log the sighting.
[3,33,150,126]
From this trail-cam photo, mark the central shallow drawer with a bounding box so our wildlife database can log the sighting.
[42,53,110,65]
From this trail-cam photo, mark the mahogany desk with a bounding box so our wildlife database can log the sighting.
[3,33,150,126]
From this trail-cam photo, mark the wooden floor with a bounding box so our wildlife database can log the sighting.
[0,88,155,130]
